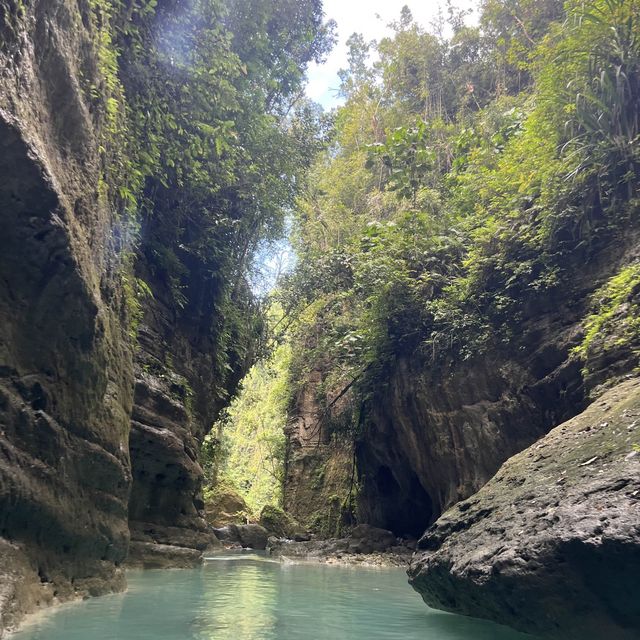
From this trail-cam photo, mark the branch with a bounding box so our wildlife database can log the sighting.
[305,364,372,446]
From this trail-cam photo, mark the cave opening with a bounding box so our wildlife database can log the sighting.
[368,465,433,538]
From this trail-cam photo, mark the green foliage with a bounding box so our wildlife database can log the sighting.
[562,0,640,191]
[282,0,640,410]
[90,0,333,404]
[480,0,565,91]
[366,120,439,202]
[121,270,153,340]
[259,504,302,537]
[573,263,640,364]
[203,328,292,514]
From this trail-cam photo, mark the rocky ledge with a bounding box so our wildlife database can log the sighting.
[408,377,640,640]
[268,524,416,567]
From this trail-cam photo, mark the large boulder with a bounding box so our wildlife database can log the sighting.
[237,524,269,550]
[408,378,640,640]
[259,505,306,538]
[204,484,250,527]
[213,524,241,544]
[213,523,269,550]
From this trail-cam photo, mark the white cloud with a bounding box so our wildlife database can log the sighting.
[306,0,479,109]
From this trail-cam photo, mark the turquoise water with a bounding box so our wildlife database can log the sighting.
[13,553,530,640]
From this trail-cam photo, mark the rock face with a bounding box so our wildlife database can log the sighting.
[125,211,255,562]
[283,369,357,535]
[0,0,251,627]
[356,338,585,537]
[0,0,133,629]
[126,303,220,564]
[284,241,640,540]
[408,378,640,640]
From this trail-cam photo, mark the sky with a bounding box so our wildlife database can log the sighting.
[306,0,478,110]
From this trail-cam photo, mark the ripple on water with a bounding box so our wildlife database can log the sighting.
[12,553,533,640]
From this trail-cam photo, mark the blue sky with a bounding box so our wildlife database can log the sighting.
[306,0,478,110]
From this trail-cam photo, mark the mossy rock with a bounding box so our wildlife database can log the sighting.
[409,378,640,640]
[204,483,250,527]
[259,504,305,538]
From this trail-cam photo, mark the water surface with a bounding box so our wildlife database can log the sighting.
[13,553,530,639]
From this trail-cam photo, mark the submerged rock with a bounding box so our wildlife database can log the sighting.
[408,378,640,640]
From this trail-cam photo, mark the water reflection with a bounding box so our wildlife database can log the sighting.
[194,561,279,639]
[12,554,533,640]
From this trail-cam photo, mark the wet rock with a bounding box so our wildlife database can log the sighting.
[268,537,347,560]
[127,542,203,569]
[408,378,640,640]
[0,540,50,632]
[237,524,269,550]
[213,524,269,550]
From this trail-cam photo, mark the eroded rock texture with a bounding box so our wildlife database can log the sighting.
[126,291,222,565]
[409,378,640,640]
[126,223,249,564]
[0,0,133,629]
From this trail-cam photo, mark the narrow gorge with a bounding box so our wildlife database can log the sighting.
[1,1,639,639]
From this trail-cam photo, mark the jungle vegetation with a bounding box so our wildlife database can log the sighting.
[211,0,639,515]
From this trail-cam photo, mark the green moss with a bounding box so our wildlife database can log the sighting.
[121,270,153,340]
[259,504,302,537]
[573,263,640,365]
[311,463,326,489]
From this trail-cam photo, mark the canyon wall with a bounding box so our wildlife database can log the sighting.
[355,230,640,536]
[0,0,254,624]
[127,251,249,566]
[0,0,133,627]
[285,223,640,538]
[283,370,355,535]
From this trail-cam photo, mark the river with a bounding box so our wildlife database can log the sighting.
[12,553,531,639]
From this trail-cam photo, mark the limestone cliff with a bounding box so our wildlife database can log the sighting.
[285,223,640,539]
[354,231,640,537]
[0,0,133,628]
[283,370,356,536]
[126,251,250,565]
[0,0,257,627]
[409,378,640,639]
